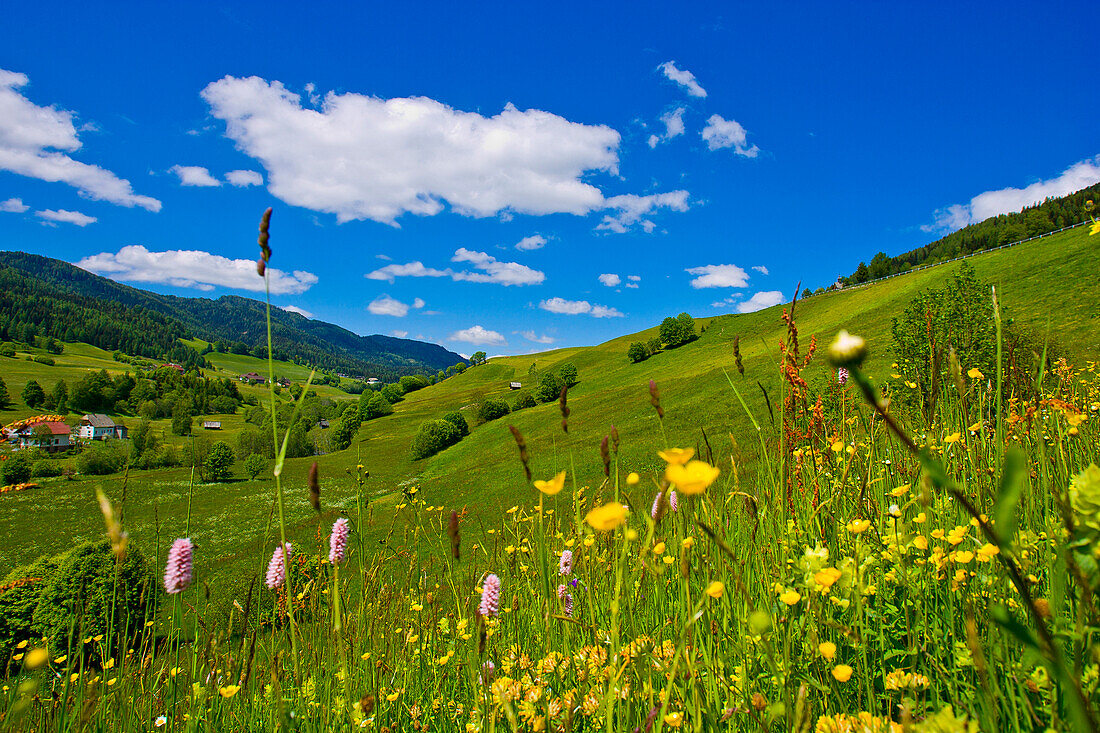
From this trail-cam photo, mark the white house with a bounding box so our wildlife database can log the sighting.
[8,421,71,452]
[79,414,127,440]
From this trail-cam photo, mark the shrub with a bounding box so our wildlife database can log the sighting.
[0,555,62,659]
[476,398,511,424]
[399,375,429,393]
[627,342,648,364]
[204,441,235,481]
[209,395,239,414]
[33,540,155,656]
[411,419,461,460]
[559,362,578,387]
[511,393,537,411]
[243,453,267,480]
[32,355,55,366]
[31,459,62,478]
[76,441,125,476]
[0,343,14,357]
[534,372,565,403]
[2,451,33,485]
[359,391,393,421]
[441,410,469,438]
[381,383,405,404]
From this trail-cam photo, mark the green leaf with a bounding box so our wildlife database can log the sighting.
[994,447,1026,544]
[990,604,1038,651]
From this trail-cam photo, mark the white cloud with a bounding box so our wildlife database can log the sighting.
[658,61,707,98]
[751,265,768,275]
[515,234,547,251]
[412,297,425,309]
[366,250,544,286]
[701,114,759,157]
[368,294,411,317]
[685,264,749,289]
[375,253,392,261]
[597,190,689,233]
[225,169,263,187]
[76,244,318,294]
[391,330,409,338]
[737,290,784,313]
[0,69,160,211]
[0,197,28,213]
[170,165,221,187]
[626,274,641,289]
[923,155,1100,233]
[519,330,555,344]
[278,304,313,318]
[36,208,96,226]
[201,75,622,225]
[539,297,623,318]
[647,107,686,148]
[449,325,506,346]
[598,273,621,287]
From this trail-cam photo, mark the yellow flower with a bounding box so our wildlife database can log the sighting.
[832,664,854,682]
[585,502,627,532]
[846,519,871,535]
[913,512,927,524]
[662,556,674,565]
[967,367,984,379]
[890,484,909,497]
[386,690,401,702]
[658,448,695,465]
[626,472,640,486]
[15,641,27,649]
[953,551,974,564]
[944,432,962,444]
[976,543,1000,562]
[663,711,684,728]
[968,422,983,433]
[24,647,48,670]
[54,655,67,664]
[706,581,725,599]
[818,641,837,661]
[814,567,842,590]
[779,589,801,606]
[665,460,720,495]
[534,471,567,496]
[652,542,666,555]
[682,537,694,550]
[831,441,845,453]
[107,677,117,687]
[912,536,928,551]
[1091,220,1100,236]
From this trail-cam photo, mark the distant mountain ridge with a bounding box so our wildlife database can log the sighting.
[0,251,463,380]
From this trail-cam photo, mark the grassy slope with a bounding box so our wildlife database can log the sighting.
[0,226,1097,600]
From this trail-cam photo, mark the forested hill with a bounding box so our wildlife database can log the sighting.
[841,182,1100,286]
[0,251,463,379]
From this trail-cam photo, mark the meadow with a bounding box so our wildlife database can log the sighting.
[0,223,1098,730]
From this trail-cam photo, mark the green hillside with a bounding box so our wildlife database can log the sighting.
[0,225,1097,600]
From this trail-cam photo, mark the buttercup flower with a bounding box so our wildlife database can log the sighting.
[706,581,724,599]
[665,460,720,495]
[534,471,567,496]
[832,664,854,682]
[586,502,627,532]
[164,538,193,595]
[657,448,695,465]
[819,641,837,661]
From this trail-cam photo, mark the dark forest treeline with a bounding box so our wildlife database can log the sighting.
[841,182,1100,285]
[0,252,462,379]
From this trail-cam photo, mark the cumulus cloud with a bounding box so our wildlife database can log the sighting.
[923,155,1100,233]
[701,115,759,157]
[36,208,96,226]
[519,330,555,344]
[449,325,506,346]
[751,265,769,275]
[368,294,412,317]
[366,249,544,286]
[170,165,221,187]
[647,107,686,148]
[76,245,318,294]
[685,264,749,289]
[658,61,707,98]
[412,297,425,309]
[201,75,622,225]
[515,234,547,251]
[598,273,621,287]
[625,274,641,289]
[0,197,28,213]
[539,297,623,318]
[737,290,784,313]
[0,69,160,211]
[225,169,263,187]
[279,304,313,318]
[597,190,690,233]
[391,330,409,338]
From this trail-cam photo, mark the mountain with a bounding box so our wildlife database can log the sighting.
[0,251,464,380]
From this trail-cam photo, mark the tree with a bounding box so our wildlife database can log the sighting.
[359,391,393,421]
[627,342,648,364]
[535,372,565,403]
[559,363,578,387]
[46,380,68,412]
[129,420,155,460]
[1,451,32,485]
[171,400,192,436]
[381,383,405,404]
[675,312,696,341]
[204,441,236,481]
[243,453,267,480]
[21,380,45,409]
[330,416,357,451]
[801,288,812,299]
[659,314,695,349]
[441,411,469,437]
[470,351,487,366]
[0,377,10,409]
[476,398,510,424]
[411,419,461,460]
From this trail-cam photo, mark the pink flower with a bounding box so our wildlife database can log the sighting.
[480,660,495,684]
[557,583,574,617]
[651,490,679,519]
[329,518,350,564]
[837,367,849,385]
[479,573,500,618]
[669,490,678,513]
[559,550,573,575]
[265,543,292,590]
[163,538,193,594]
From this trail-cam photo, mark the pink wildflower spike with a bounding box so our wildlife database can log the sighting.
[557,583,574,617]
[265,543,292,590]
[559,549,573,575]
[329,518,350,564]
[164,538,193,594]
[480,660,495,684]
[837,367,849,385]
[479,573,500,618]
[669,490,678,513]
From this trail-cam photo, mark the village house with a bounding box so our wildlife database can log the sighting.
[509,381,522,390]
[78,414,127,440]
[202,420,222,430]
[8,420,72,452]
[277,377,291,387]
[366,377,380,385]
[161,363,185,373]
[239,372,266,385]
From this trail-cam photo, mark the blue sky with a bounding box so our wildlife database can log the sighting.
[1,1,1097,356]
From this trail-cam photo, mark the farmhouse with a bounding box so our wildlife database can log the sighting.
[277,377,291,387]
[161,363,185,373]
[509,382,522,390]
[8,420,71,452]
[79,413,127,440]
[366,377,380,385]
[239,372,266,384]
[202,420,222,430]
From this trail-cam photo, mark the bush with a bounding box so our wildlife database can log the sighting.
[33,540,155,655]
[2,451,34,485]
[0,343,14,357]
[476,398,511,424]
[535,372,565,403]
[31,459,62,478]
[0,555,62,658]
[32,355,55,366]
[76,442,125,476]
[399,375,429,393]
[204,441,235,481]
[511,393,537,411]
[441,410,469,437]
[559,363,578,387]
[359,392,393,421]
[411,419,461,460]
[628,342,648,364]
[243,453,267,480]
[209,395,239,414]
[381,383,405,404]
